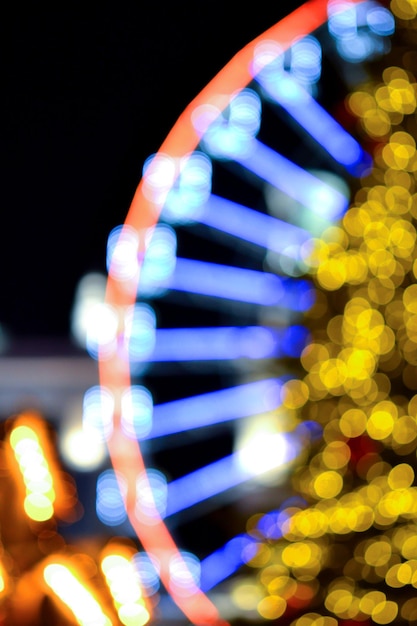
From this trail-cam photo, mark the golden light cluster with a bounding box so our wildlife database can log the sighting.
[230,1,417,622]
[0,411,153,626]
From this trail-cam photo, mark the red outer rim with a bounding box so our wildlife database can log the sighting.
[99,1,366,623]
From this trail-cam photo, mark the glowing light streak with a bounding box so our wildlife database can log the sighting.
[141,325,309,362]
[165,432,299,517]
[256,68,372,175]
[44,563,112,626]
[159,257,315,309]
[234,138,349,221]
[101,553,151,625]
[199,499,305,590]
[200,535,259,592]
[197,194,312,257]
[146,378,283,439]
[10,424,55,522]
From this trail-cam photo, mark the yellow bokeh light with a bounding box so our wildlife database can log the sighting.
[364,539,392,567]
[372,600,398,624]
[339,408,367,438]
[282,542,313,568]
[366,410,395,440]
[281,379,309,409]
[387,462,415,489]
[257,594,287,620]
[313,471,343,499]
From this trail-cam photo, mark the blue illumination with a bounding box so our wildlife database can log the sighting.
[257,509,289,540]
[124,304,156,362]
[235,139,349,221]
[256,70,372,176]
[161,257,315,310]
[328,1,357,39]
[83,385,114,441]
[146,378,283,439]
[136,468,168,519]
[280,324,311,358]
[200,496,308,590]
[336,30,388,62]
[199,194,312,257]
[96,470,127,526]
[165,431,300,517]
[200,535,259,592]
[139,224,177,296]
[121,386,153,439]
[132,552,160,597]
[328,1,394,63]
[137,325,310,363]
[201,88,261,160]
[367,5,395,36]
[165,454,255,517]
[162,151,213,224]
[289,35,322,86]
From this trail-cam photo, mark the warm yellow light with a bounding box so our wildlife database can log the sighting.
[44,563,112,626]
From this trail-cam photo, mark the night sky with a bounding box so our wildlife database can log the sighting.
[1,2,303,342]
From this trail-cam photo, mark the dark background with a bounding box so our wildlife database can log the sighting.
[1,2,303,343]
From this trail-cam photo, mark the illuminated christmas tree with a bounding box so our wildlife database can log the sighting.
[229,2,417,623]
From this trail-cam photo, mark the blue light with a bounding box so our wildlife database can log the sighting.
[139,224,177,296]
[256,69,372,176]
[124,304,156,362]
[235,139,349,221]
[96,470,127,527]
[136,468,168,520]
[82,385,114,441]
[256,509,289,540]
[165,454,254,517]
[200,89,261,160]
[200,535,259,592]
[199,194,312,257]
[146,378,283,439]
[165,430,300,517]
[162,151,213,224]
[140,325,309,362]
[162,257,315,309]
[132,552,160,597]
[280,324,311,358]
[121,386,153,439]
[328,1,358,39]
[200,497,308,590]
[336,30,381,62]
[367,6,395,36]
[289,35,322,85]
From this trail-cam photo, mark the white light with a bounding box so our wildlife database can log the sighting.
[44,563,112,626]
[142,153,177,205]
[237,431,292,477]
[70,272,107,349]
[121,386,153,439]
[169,552,201,598]
[60,426,107,471]
[83,386,114,441]
[107,225,141,282]
[135,469,167,523]
[86,303,119,360]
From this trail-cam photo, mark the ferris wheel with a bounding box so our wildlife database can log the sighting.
[74,1,398,623]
